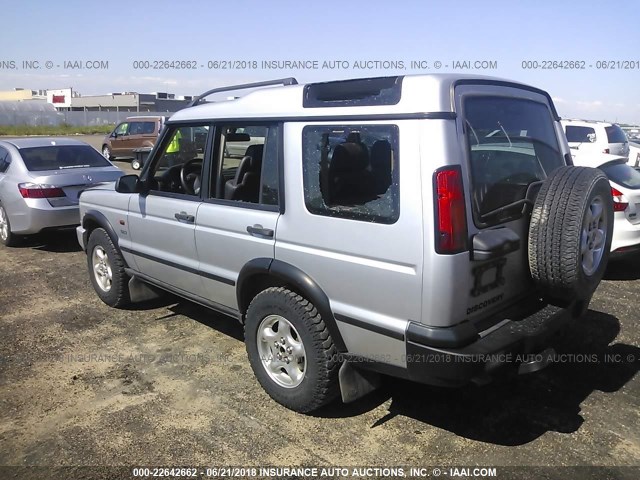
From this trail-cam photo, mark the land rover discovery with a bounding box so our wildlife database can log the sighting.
[77,75,613,413]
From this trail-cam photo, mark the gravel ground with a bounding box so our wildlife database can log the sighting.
[0,136,638,480]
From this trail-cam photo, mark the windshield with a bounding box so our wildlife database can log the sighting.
[20,145,111,171]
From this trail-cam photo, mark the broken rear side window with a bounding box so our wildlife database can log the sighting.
[302,125,399,224]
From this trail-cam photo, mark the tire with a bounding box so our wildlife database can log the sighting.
[0,204,19,247]
[131,159,141,170]
[528,166,613,306]
[244,287,340,413]
[102,145,113,161]
[86,228,131,308]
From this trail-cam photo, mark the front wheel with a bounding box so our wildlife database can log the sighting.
[86,228,131,308]
[244,287,340,413]
[102,145,113,161]
[131,158,142,170]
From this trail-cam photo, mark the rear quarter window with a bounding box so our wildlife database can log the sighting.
[606,125,628,143]
[565,125,596,143]
[302,124,399,224]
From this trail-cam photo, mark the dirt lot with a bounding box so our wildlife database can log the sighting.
[0,136,639,479]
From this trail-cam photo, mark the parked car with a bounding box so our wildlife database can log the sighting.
[572,152,640,255]
[77,75,612,413]
[102,116,167,166]
[0,138,123,246]
[561,119,630,159]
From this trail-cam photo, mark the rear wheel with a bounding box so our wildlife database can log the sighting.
[244,287,340,413]
[131,158,142,170]
[86,228,131,308]
[528,166,613,306]
[0,205,19,247]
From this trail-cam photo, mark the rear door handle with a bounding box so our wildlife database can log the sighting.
[247,225,274,238]
[175,212,195,223]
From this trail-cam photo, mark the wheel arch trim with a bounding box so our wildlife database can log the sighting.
[82,210,121,253]
[237,258,347,352]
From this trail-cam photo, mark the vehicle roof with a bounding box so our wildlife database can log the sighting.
[125,115,166,121]
[169,74,556,123]
[0,137,91,149]
[561,119,614,126]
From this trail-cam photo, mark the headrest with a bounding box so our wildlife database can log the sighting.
[371,140,392,158]
[330,142,369,172]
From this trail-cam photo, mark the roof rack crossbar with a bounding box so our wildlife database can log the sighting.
[189,77,298,106]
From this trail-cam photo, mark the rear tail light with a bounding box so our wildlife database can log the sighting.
[603,148,610,154]
[434,167,467,253]
[18,183,65,199]
[611,187,628,212]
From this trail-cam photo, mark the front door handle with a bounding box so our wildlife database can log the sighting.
[247,225,274,238]
[175,212,195,223]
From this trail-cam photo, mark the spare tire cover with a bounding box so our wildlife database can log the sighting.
[528,166,613,306]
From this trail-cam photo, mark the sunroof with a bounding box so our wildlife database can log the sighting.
[303,76,403,108]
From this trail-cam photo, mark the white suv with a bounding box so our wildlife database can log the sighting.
[562,119,630,160]
[77,75,613,413]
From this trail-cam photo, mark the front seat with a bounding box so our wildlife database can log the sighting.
[224,144,264,202]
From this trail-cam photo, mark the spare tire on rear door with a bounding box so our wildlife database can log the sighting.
[528,166,613,307]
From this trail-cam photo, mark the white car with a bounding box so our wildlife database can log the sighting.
[561,119,630,159]
[628,141,640,167]
[571,152,640,255]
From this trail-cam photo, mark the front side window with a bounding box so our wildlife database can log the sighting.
[114,122,129,136]
[302,125,399,224]
[565,125,596,143]
[147,125,209,196]
[464,96,564,225]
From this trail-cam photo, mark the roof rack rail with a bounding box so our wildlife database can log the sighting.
[189,77,298,107]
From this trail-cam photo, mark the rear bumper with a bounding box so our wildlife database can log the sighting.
[610,214,640,254]
[10,202,80,235]
[401,301,576,387]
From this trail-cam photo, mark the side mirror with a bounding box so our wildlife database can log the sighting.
[112,131,118,138]
[115,174,142,193]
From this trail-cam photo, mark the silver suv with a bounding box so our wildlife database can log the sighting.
[77,75,614,413]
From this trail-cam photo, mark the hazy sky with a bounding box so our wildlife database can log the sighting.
[1,0,638,123]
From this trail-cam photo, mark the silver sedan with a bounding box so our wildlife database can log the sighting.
[0,137,123,246]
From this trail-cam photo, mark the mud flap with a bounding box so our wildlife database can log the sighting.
[128,276,162,303]
[339,362,381,403]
